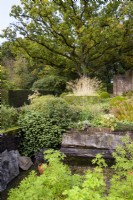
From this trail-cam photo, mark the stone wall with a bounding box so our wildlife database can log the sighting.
[60,128,133,160]
[113,70,133,95]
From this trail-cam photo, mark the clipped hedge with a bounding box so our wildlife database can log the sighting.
[61,95,101,106]
[8,90,58,108]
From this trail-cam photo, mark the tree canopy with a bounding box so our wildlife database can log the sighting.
[2,0,133,78]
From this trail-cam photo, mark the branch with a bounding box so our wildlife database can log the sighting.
[15,38,62,67]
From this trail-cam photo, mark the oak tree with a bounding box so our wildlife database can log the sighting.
[3,0,133,78]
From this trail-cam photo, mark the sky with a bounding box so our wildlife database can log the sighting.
[0,0,21,44]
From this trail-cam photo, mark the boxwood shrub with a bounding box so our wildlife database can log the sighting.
[18,96,80,156]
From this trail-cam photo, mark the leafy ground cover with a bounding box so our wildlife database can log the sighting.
[7,136,133,200]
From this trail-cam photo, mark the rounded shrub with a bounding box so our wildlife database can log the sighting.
[99,91,110,99]
[32,75,66,95]
[18,111,64,156]
[19,96,80,156]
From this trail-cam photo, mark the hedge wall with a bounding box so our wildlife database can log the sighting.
[62,95,101,106]
[8,90,58,108]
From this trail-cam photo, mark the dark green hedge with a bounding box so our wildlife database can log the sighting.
[8,90,58,108]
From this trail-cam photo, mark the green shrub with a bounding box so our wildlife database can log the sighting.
[19,96,80,156]
[79,104,103,122]
[1,105,18,130]
[111,97,133,122]
[108,136,133,200]
[99,91,110,99]
[99,114,118,130]
[110,95,127,107]
[112,135,133,176]
[89,116,103,127]
[24,95,56,112]
[74,120,91,130]
[100,100,110,113]
[32,75,66,95]
[24,95,80,122]
[115,120,133,131]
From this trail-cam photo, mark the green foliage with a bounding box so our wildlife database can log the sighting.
[74,120,91,130]
[62,95,110,118]
[109,96,127,107]
[3,0,133,81]
[99,114,118,131]
[62,95,100,106]
[25,95,56,112]
[19,96,80,156]
[69,97,111,129]
[8,137,133,200]
[111,97,133,122]
[108,175,133,200]
[82,103,105,120]
[89,116,103,127]
[112,135,133,176]
[99,92,110,99]
[92,154,108,169]
[0,127,20,135]
[115,120,133,131]
[13,56,37,89]
[0,65,15,89]
[108,136,133,200]
[64,169,106,200]
[8,150,81,200]
[32,75,66,95]
[26,95,80,122]
[18,111,62,155]
[1,105,18,130]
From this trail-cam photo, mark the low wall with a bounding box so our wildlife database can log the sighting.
[113,70,133,95]
[60,128,133,160]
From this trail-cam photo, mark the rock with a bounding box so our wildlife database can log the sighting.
[0,150,20,192]
[61,132,124,149]
[34,148,49,165]
[18,156,33,170]
[60,148,114,159]
[61,130,133,160]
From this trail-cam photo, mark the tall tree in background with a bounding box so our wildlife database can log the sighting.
[2,0,133,79]
[0,41,39,89]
